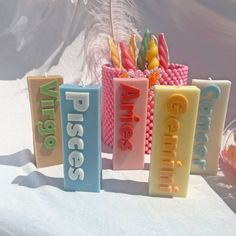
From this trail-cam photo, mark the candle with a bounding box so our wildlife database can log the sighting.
[191,79,231,175]
[149,85,200,197]
[129,34,137,65]
[27,76,63,168]
[59,84,101,192]
[108,36,121,68]
[119,41,136,71]
[158,33,169,70]
[137,29,151,71]
[146,36,159,70]
[113,77,148,169]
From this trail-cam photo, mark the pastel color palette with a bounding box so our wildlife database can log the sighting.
[113,77,148,170]
[27,76,63,168]
[60,84,101,192]
[191,79,231,175]
[149,85,200,197]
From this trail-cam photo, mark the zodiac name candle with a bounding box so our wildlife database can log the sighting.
[27,76,63,168]
[60,84,101,192]
[113,78,148,170]
[149,85,200,197]
[191,79,231,175]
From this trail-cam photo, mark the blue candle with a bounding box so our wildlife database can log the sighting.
[59,84,101,192]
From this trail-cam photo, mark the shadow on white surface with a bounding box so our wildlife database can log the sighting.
[102,179,149,196]
[102,157,112,170]
[204,158,236,214]
[12,171,64,190]
[0,149,35,166]
[2,148,236,209]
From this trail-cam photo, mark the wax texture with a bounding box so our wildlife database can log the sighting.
[27,76,63,168]
[191,79,231,175]
[108,36,121,69]
[113,78,148,170]
[60,84,101,192]
[149,85,200,197]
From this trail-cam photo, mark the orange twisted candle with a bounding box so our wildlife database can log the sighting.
[108,36,121,68]
[146,36,159,70]
[119,41,136,71]
[129,34,137,65]
[158,33,169,70]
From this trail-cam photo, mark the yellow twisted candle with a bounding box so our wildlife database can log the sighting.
[129,34,137,65]
[108,36,121,68]
[146,36,159,70]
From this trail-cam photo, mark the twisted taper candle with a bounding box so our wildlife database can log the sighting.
[158,33,169,70]
[108,36,121,68]
[129,34,137,65]
[137,29,151,71]
[120,41,136,71]
[146,36,159,70]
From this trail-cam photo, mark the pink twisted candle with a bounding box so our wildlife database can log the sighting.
[158,33,169,70]
[119,41,136,71]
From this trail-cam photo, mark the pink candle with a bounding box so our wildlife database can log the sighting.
[113,77,148,169]
[158,33,169,70]
[119,41,136,71]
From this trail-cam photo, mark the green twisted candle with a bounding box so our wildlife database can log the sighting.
[137,29,151,71]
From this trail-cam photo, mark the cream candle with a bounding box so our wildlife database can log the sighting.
[149,85,200,197]
[59,84,101,192]
[113,77,148,170]
[27,76,63,168]
[191,79,231,175]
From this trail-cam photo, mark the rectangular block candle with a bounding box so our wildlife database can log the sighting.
[191,79,231,175]
[59,84,101,192]
[113,77,148,170]
[149,85,200,197]
[27,75,63,168]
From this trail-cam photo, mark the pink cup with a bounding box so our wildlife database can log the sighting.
[102,65,121,148]
[102,63,189,153]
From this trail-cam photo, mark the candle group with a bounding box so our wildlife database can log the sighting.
[149,86,200,197]
[27,73,232,196]
[59,84,101,192]
[27,76,63,168]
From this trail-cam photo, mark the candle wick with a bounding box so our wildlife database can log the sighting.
[79,80,85,87]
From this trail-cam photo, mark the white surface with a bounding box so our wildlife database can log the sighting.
[0,80,236,236]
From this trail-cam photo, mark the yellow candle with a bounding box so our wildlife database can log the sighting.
[149,85,200,197]
[146,36,159,70]
[129,34,137,65]
[108,36,121,69]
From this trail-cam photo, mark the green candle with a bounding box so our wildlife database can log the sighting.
[137,29,151,71]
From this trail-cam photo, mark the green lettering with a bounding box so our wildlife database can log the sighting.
[42,108,55,119]
[37,120,56,136]
[41,99,54,108]
[40,80,58,98]
[44,135,57,149]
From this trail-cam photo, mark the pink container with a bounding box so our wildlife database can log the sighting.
[102,63,189,153]
[102,65,121,148]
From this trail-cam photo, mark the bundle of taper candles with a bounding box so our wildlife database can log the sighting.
[27,32,232,197]
[103,30,189,154]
